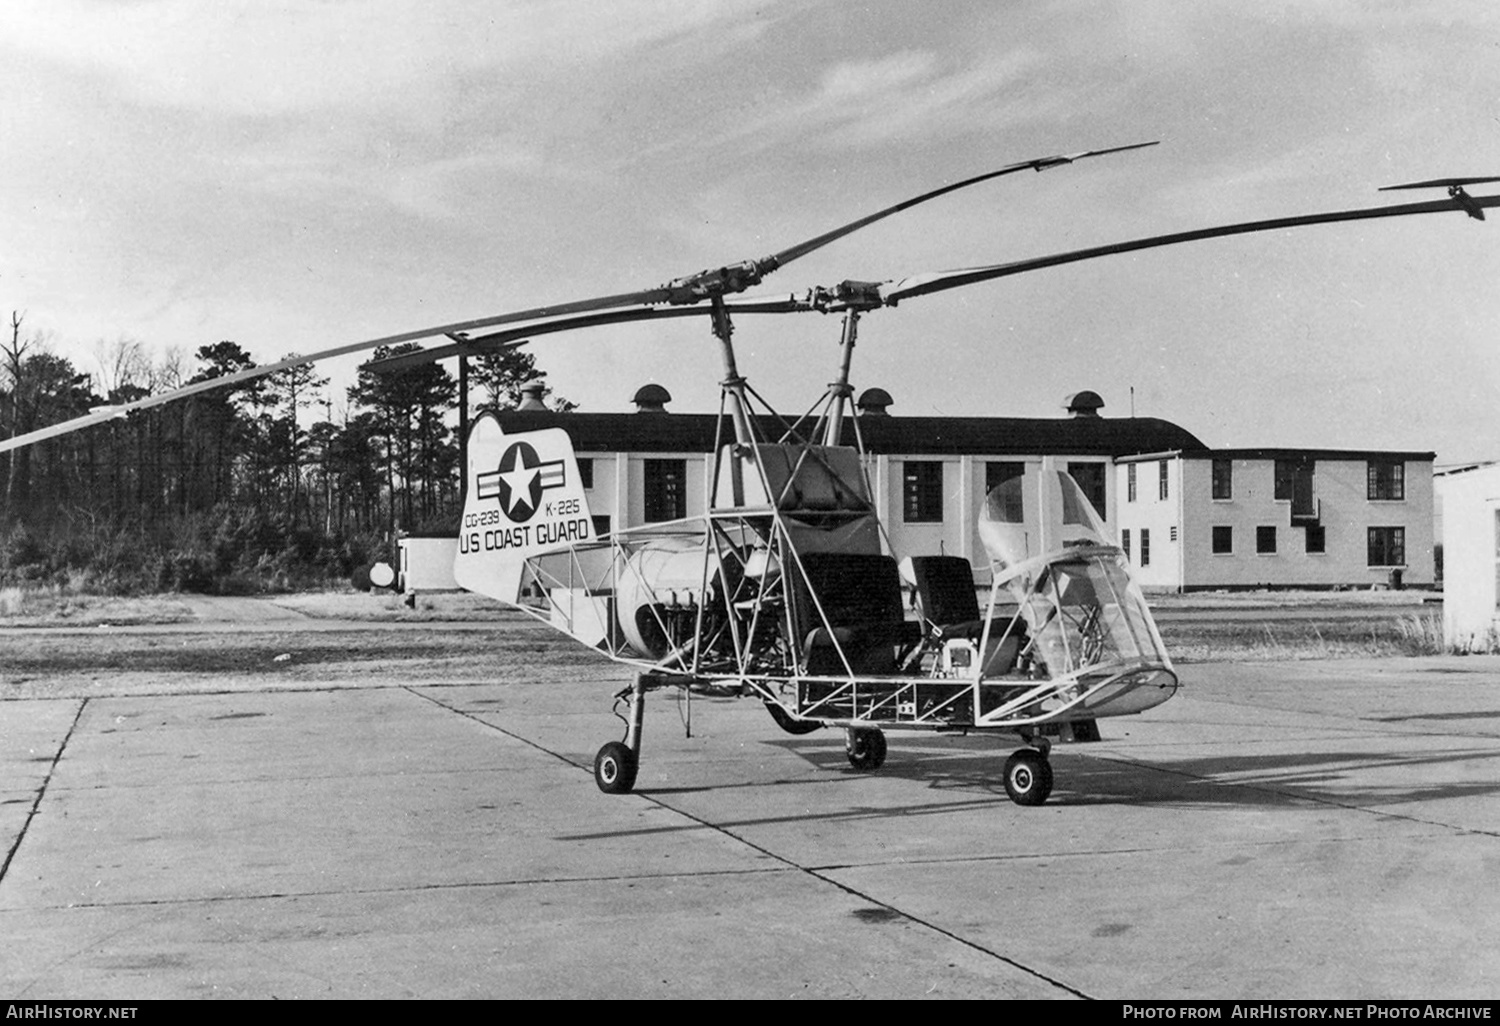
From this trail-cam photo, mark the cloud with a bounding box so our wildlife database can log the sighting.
[817,51,937,101]
[695,47,1052,155]
[0,0,772,119]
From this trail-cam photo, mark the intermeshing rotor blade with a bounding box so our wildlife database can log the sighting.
[764,141,1159,271]
[877,189,1500,306]
[365,297,807,374]
[1379,176,1500,191]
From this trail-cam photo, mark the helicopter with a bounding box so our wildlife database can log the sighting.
[3,144,1497,805]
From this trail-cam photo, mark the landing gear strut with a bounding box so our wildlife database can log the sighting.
[594,673,649,794]
[766,699,823,735]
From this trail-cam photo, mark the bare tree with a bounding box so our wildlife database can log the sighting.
[92,336,150,401]
[2,311,31,508]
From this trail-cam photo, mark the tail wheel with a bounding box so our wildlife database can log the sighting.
[845,727,887,771]
[1003,749,1053,806]
[766,700,823,735]
[594,741,638,794]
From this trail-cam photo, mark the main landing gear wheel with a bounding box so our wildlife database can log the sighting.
[845,727,887,771]
[766,700,823,735]
[1003,749,1053,806]
[594,741,638,795]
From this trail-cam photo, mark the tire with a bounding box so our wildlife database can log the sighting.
[1003,749,1053,806]
[845,727,887,771]
[766,700,823,735]
[594,741,638,794]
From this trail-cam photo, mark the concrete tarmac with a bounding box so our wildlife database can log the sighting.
[3,644,1499,1000]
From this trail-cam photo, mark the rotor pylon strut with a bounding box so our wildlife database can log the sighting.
[823,310,861,447]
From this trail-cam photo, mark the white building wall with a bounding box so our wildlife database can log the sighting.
[1437,465,1500,649]
[1115,457,1184,590]
[1181,457,1433,590]
[1115,455,1435,592]
[1184,456,1291,589]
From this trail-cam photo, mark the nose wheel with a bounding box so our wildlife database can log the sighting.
[845,727,887,771]
[1003,748,1053,806]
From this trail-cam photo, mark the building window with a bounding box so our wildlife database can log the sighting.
[1122,528,1131,560]
[1140,528,1151,567]
[1257,526,1277,554]
[1159,460,1169,501]
[1212,526,1233,554]
[1305,525,1326,554]
[643,459,686,522]
[1275,458,1317,502]
[591,514,611,538]
[1275,458,1316,516]
[1067,462,1106,517]
[985,461,1024,522]
[1127,463,1137,503]
[1368,527,1405,567]
[578,458,594,490]
[1212,459,1232,500]
[1368,460,1405,501]
[903,461,944,522]
[1169,525,1178,543]
[1274,460,1296,501]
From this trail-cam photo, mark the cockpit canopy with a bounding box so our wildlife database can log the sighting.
[976,467,1172,683]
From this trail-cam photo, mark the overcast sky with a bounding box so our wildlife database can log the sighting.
[4,0,1500,462]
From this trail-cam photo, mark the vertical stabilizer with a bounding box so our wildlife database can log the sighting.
[453,414,595,602]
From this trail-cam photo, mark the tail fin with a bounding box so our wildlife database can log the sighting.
[453,414,596,602]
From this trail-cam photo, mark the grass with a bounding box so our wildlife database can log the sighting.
[0,584,195,626]
[273,590,512,622]
[1158,611,1450,662]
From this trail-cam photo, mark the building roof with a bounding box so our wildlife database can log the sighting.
[1116,447,1436,464]
[1435,460,1500,478]
[493,409,1207,458]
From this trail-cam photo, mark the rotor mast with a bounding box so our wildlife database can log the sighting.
[823,309,861,447]
[710,297,755,446]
